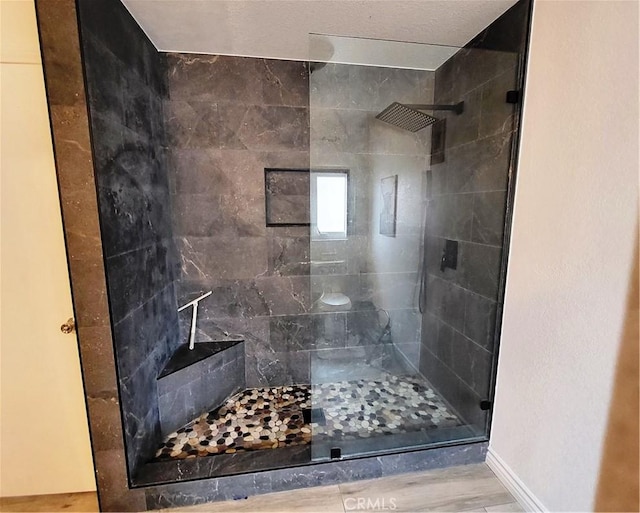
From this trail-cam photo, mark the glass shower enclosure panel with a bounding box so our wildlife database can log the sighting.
[307,34,520,461]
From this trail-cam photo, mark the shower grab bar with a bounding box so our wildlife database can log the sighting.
[178,291,212,350]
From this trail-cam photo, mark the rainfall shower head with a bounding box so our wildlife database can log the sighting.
[375,101,465,132]
[375,102,437,132]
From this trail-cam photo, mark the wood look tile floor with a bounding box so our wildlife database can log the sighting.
[0,492,99,512]
[0,463,522,513]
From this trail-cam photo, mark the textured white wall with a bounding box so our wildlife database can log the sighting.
[491,1,639,511]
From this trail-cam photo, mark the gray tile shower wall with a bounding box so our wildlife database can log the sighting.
[419,0,530,430]
[157,342,245,436]
[309,63,434,372]
[76,0,180,473]
[164,54,312,387]
[165,56,435,386]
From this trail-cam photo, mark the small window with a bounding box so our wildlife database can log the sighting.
[311,170,348,240]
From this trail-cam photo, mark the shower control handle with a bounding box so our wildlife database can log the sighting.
[440,239,458,272]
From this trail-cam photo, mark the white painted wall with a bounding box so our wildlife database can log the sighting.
[490,1,639,511]
[0,0,95,497]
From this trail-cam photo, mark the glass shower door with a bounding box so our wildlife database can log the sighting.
[307,34,520,460]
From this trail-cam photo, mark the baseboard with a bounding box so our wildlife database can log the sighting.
[486,447,548,512]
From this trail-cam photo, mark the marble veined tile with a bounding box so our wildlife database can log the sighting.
[167,484,344,512]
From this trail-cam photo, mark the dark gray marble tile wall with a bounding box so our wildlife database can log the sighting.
[164,53,312,388]
[144,442,488,508]
[419,0,530,431]
[157,342,245,436]
[165,55,435,386]
[76,0,181,475]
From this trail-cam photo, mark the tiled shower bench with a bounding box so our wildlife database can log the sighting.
[157,339,245,437]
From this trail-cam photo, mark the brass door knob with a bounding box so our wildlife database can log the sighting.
[60,318,75,334]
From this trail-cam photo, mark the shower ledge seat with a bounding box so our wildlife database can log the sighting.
[157,338,245,437]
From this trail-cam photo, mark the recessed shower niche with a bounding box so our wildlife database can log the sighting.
[38,0,532,507]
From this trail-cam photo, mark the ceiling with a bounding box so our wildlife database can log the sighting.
[122,0,518,70]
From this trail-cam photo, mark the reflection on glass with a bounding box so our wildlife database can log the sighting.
[308,33,519,461]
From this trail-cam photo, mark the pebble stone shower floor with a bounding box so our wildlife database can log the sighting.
[154,373,462,460]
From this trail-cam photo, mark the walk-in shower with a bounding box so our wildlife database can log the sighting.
[42,0,532,505]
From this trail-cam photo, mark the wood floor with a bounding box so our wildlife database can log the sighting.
[0,492,98,513]
[0,463,522,513]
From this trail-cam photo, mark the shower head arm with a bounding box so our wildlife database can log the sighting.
[406,102,464,115]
